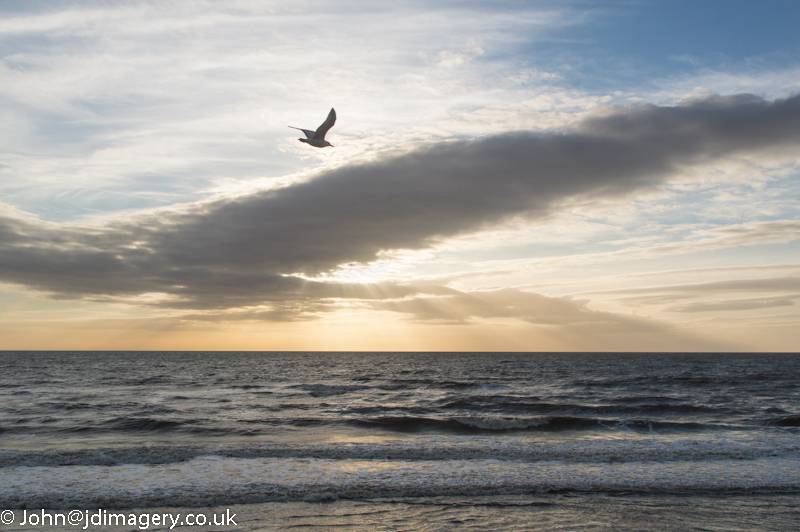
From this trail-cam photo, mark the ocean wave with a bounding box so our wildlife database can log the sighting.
[347,415,736,434]
[768,415,800,427]
[120,375,171,386]
[290,384,370,397]
[570,372,790,389]
[430,396,719,416]
[570,375,714,387]
[3,456,800,508]
[51,417,260,436]
[368,379,507,391]
[100,417,187,432]
[3,431,800,468]
[606,395,693,404]
[9,413,749,437]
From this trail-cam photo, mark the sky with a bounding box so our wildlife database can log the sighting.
[0,0,799,351]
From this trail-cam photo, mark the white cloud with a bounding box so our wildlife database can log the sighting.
[0,1,581,219]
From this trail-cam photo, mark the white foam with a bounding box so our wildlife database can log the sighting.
[3,455,800,508]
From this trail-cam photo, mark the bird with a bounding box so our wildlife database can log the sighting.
[289,108,336,148]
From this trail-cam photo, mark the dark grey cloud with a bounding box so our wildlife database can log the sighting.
[1,93,799,315]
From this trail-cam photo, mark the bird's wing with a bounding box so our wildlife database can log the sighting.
[288,126,316,139]
[313,108,336,140]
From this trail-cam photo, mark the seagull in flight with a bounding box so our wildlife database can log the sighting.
[289,108,336,148]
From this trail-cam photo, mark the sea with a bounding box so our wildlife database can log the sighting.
[1,351,799,531]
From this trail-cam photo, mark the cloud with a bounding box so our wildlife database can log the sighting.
[0,1,580,218]
[372,288,588,325]
[589,275,800,328]
[0,94,799,315]
[611,276,800,304]
[672,297,796,313]
[432,220,800,282]
[369,287,731,351]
